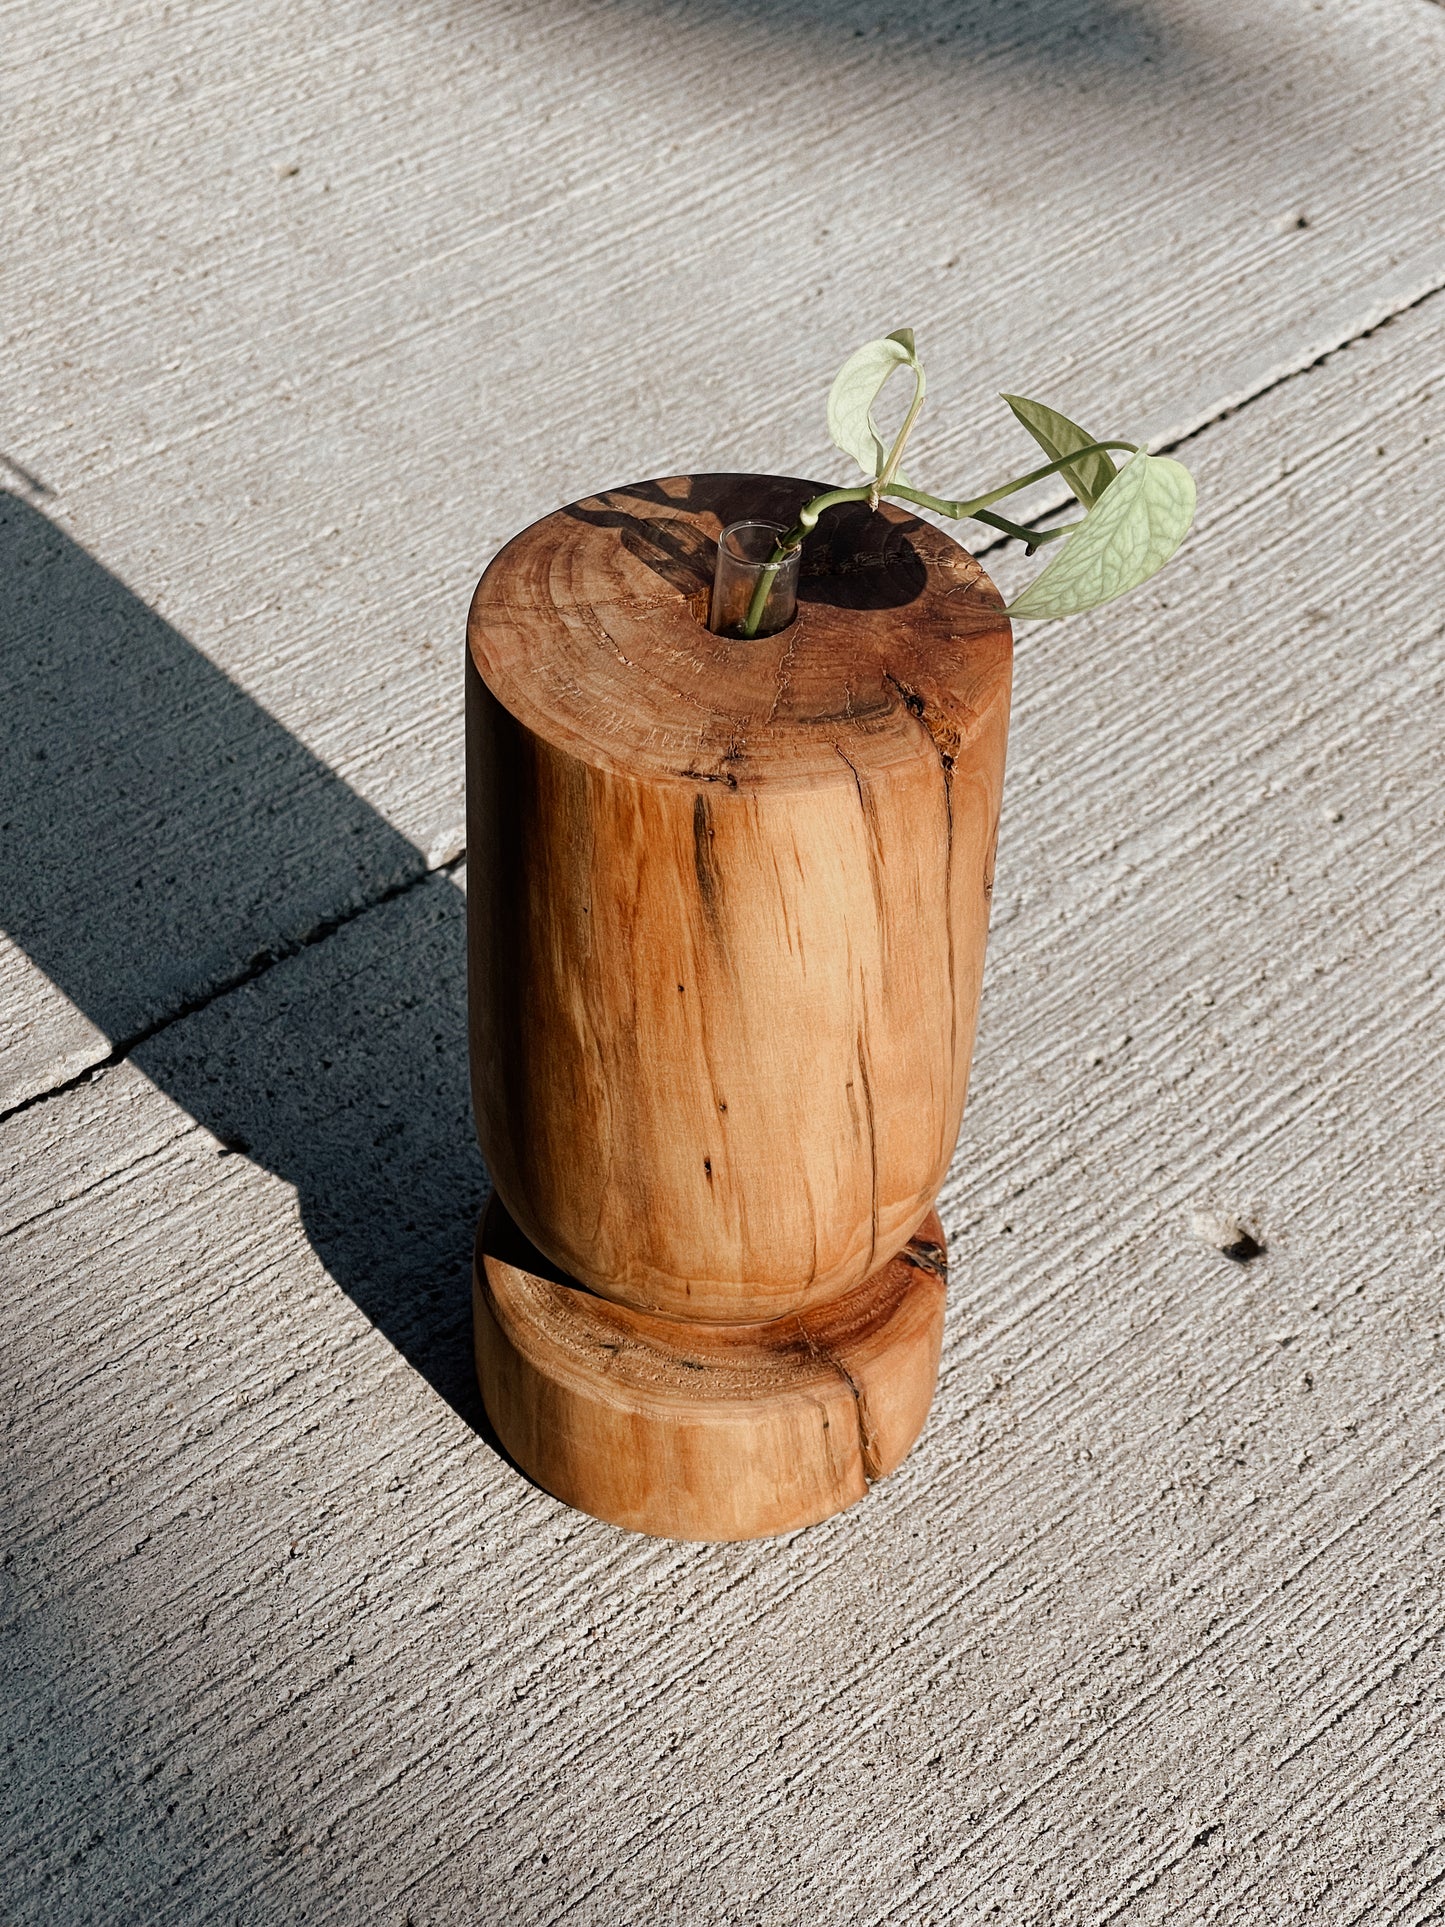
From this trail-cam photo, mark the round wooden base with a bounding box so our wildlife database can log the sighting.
[473,1198,948,1542]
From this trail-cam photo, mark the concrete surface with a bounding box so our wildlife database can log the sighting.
[2,0,1443,1920]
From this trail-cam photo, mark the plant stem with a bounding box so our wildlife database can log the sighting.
[876,361,925,494]
[735,443,1139,639]
[739,562,782,642]
[737,487,871,639]
[885,443,1138,522]
[970,509,1074,552]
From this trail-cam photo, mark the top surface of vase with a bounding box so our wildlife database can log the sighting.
[467,473,1011,794]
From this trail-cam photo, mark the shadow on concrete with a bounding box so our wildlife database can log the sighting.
[531,0,1179,80]
[0,489,489,1425]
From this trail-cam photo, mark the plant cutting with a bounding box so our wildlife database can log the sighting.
[464,329,1194,1543]
[712,327,1195,640]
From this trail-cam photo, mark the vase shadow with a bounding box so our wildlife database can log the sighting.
[0,489,492,1431]
[562,474,929,613]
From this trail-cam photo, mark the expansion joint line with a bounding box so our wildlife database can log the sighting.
[0,850,467,1129]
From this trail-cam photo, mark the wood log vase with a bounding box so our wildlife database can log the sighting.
[466,474,1012,1540]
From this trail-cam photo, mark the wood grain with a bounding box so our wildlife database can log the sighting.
[467,475,1011,1321]
[474,1196,948,1541]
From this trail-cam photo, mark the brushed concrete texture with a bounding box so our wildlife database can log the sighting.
[6,0,1445,1103]
[4,0,1445,1919]
[4,226,1445,1920]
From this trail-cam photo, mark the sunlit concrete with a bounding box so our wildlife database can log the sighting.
[3,1,1444,1918]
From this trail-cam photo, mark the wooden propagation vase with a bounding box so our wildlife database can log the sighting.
[467,475,1011,1539]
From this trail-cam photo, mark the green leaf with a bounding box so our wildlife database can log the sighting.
[1002,393,1119,509]
[1005,452,1196,621]
[827,333,919,482]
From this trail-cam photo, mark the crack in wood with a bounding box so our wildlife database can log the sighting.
[691,792,723,935]
[900,1236,948,1282]
[834,742,887,935]
[795,1315,883,1485]
[856,1023,880,1280]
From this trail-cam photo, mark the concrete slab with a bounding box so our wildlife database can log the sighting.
[3,281,1443,1921]
[7,0,1445,1102]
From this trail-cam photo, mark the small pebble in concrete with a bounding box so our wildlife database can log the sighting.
[1190,1210,1266,1263]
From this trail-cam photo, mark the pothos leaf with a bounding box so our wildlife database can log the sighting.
[1002,392,1118,509]
[1005,452,1196,621]
[827,333,920,482]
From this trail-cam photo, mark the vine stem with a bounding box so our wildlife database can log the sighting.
[737,487,871,640]
[736,441,1139,640]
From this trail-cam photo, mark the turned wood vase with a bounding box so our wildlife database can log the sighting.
[466,474,1012,1326]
